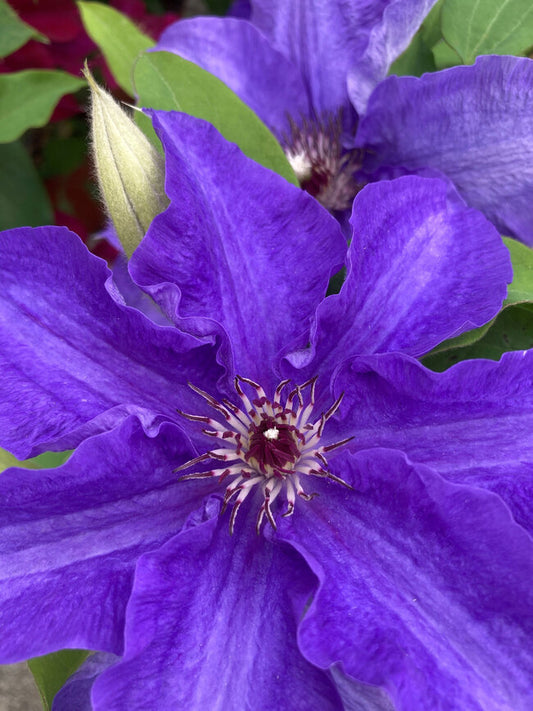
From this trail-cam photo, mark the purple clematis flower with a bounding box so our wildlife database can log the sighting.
[155,0,533,244]
[1,110,532,710]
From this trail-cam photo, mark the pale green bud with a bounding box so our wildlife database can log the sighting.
[85,67,168,258]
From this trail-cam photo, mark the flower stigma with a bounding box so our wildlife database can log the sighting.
[263,427,279,440]
[282,111,365,212]
[176,376,353,534]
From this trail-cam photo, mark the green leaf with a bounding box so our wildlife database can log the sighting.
[423,318,495,359]
[389,32,437,77]
[0,141,53,229]
[0,0,47,58]
[204,0,233,14]
[502,236,533,305]
[0,448,70,472]
[420,0,446,49]
[28,650,90,711]
[78,1,154,95]
[389,0,452,76]
[431,38,463,69]
[0,70,85,142]
[134,109,163,153]
[423,303,533,371]
[134,51,297,185]
[423,237,533,368]
[441,0,533,64]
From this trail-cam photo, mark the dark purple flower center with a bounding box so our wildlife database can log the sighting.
[246,417,300,473]
[176,376,352,534]
[282,111,364,212]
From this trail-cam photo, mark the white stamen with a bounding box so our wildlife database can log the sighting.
[177,376,353,533]
[282,111,364,212]
[287,150,313,182]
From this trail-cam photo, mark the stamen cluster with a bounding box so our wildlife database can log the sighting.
[282,112,364,212]
[176,376,352,533]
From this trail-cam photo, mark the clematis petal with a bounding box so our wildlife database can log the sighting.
[247,0,371,120]
[331,350,533,533]
[284,176,510,381]
[347,0,438,113]
[91,509,342,711]
[130,110,345,389]
[53,653,119,711]
[330,666,394,710]
[0,417,214,663]
[111,254,172,326]
[279,450,533,711]
[155,17,310,135]
[250,0,365,119]
[357,56,533,245]
[0,226,223,458]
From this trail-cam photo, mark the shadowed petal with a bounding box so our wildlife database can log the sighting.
[251,0,436,120]
[248,0,368,120]
[250,0,368,119]
[0,226,223,458]
[92,509,342,710]
[130,111,345,389]
[0,418,214,663]
[357,56,533,245]
[53,653,119,711]
[229,0,251,18]
[155,17,310,135]
[331,350,533,533]
[284,176,510,382]
[279,450,533,711]
[330,666,395,710]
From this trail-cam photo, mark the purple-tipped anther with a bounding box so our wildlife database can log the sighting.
[176,376,352,534]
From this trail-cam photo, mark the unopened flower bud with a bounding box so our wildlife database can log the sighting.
[84,67,168,257]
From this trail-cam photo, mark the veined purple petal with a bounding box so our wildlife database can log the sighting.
[92,510,342,710]
[331,350,533,533]
[0,417,214,663]
[347,0,438,113]
[284,176,510,381]
[111,254,172,326]
[250,0,436,120]
[249,0,382,119]
[0,226,223,458]
[279,450,533,710]
[130,110,345,390]
[154,17,310,135]
[357,56,533,245]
